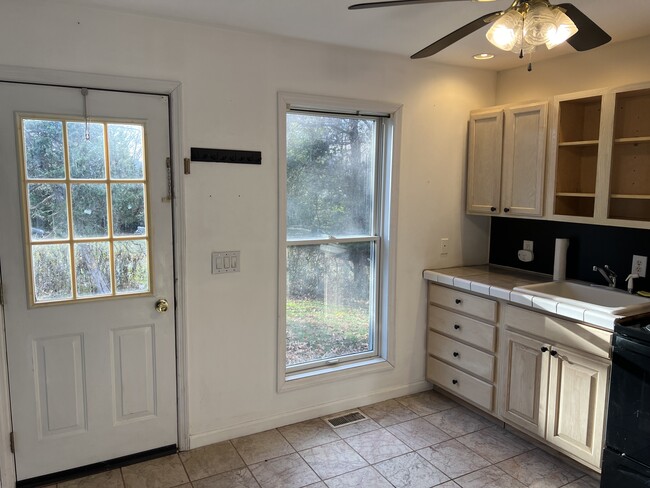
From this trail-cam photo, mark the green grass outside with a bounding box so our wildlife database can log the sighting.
[286,298,371,366]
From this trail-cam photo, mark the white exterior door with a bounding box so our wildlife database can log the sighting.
[0,82,177,481]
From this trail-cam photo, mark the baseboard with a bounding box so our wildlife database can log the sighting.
[188,380,431,450]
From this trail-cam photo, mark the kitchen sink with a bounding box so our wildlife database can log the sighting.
[513,281,650,315]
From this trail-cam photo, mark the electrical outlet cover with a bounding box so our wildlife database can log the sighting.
[632,255,647,278]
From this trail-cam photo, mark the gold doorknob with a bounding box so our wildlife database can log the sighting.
[155,298,169,313]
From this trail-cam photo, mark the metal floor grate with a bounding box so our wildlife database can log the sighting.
[325,411,368,428]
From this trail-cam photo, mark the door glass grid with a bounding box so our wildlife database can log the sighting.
[19,116,152,304]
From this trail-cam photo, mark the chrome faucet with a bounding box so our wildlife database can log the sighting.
[593,265,617,288]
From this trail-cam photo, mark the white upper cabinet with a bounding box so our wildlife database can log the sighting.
[467,101,548,217]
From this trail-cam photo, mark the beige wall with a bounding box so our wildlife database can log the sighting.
[0,0,494,447]
[496,35,650,103]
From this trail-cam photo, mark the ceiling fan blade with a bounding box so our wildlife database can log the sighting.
[411,11,502,59]
[349,0,469,10]
[558,3,611,51]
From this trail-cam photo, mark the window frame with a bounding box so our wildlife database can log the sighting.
[277,92,402,390]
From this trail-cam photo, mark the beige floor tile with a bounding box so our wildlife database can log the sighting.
[299,439,367,479]
[192,467,260,488]
[328,417,381,439]
[424,407,493,438]
[374,452,449,488]
[345,428,411,464]
[395,390,458,416]
[417,439,491,478]
[304,483,328,488]
[454,465,526,488]
[121,454,189,488]
[435,482,462,488]
[58,469,124,488]
[360,400,418,427]
[387,417,451,450]
[457,427,533,464]
[249,453,319,488]
[179,440,245,480]
[279,418,340,451]
[496,449,584,487]
[232,429,295,465]
[324,466,393,488]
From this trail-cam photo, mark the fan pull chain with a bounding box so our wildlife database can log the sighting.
[81,87,90,140]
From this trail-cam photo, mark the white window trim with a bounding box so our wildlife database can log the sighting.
[277,92,402,392]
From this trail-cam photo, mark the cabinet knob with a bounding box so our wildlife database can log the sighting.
[453,352,459,358]
[454,324,461,330]
[550,350,558,357]
[452,379,458,385]
[455,299,462,304]
[541,346,549,353]
[490,207,496,212]
[504,207,510,213]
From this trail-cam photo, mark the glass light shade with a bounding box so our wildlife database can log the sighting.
[523,1,557,46]
[486,9,524,51]
[546,8,578,49]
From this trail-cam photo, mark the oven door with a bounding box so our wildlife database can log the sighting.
[606,334,650,466]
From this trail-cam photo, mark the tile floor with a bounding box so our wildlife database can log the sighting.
[44,390,601,488]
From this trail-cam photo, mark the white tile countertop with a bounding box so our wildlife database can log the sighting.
[423,265,622,330]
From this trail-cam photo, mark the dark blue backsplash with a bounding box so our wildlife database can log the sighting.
[489,217,650,293]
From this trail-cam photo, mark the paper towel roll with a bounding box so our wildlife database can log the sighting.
[553,238,570,281]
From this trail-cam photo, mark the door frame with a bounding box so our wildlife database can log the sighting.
[0,65,189,488]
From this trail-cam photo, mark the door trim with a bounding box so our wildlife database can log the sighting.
[0,65,189,488]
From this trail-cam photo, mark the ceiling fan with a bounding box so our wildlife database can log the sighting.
[348,0,611,60]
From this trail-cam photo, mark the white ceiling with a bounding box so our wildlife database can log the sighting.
[54,0,650,71]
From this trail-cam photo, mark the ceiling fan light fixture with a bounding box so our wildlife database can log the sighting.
[523,1,557,46]
[486,9,523,51]
[545,8,579,49]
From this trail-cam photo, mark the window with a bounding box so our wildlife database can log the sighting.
[18,116,151,305]
[278,93,400,383]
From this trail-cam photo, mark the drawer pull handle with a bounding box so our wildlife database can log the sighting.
[540,346,549,353]
[454,324,461,330]
[453,352,459,358]
[550,350,558,357]
[452,379,458,385]
[490,207,496,212]
[455,299,462,304]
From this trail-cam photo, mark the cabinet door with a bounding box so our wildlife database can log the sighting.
[501,102,548,216]
[546,346,609,469]
[500,331,550,438]
[466,109,504,215]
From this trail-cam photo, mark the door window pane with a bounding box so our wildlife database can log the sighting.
[23,119,65,179]
[71,184,108,238]
[108,124,145,180]
[20,116,152,305]
[28,183,69,240]
[32,244,72,302]
[67,122,106,179]
[74,242,112,298]
[112,184,146,236]
[114,240,149,294]
[286,114,376,240]
[286,242,375,367]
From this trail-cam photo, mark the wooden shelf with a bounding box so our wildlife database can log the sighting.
[556,192,596,198]
[614,136,650,144]
[558,140,599,147]
[610,194,650,200]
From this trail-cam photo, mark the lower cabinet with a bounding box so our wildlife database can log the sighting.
[500,313,610,470]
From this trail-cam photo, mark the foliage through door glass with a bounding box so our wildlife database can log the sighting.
[20,117,151,304]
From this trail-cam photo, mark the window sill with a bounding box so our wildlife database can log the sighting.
[279,357,394,393]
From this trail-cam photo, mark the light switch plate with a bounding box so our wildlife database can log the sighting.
[212,251,240,274]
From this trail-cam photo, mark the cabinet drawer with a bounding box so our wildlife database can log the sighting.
[504,305,612,359]
[428,331,495,382]
[429,284,497,322]
[428,305,496,351]
[427,356,494,412]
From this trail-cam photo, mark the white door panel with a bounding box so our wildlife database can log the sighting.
[0,82,177,480]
